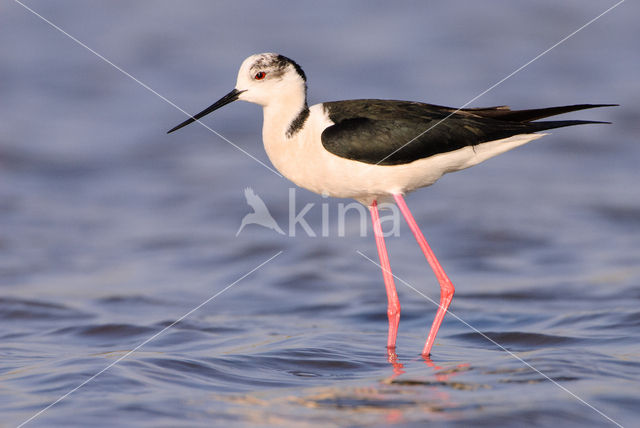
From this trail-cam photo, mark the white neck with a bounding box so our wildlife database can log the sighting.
[262,84,308,142]
[259,84,311,185]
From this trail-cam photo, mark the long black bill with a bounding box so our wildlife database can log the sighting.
[167,88,244,134]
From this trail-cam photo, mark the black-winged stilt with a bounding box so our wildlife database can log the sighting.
[168,53,614,357]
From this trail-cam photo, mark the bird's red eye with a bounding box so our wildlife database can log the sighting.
[254,71,266,80]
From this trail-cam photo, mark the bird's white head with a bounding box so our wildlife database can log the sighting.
[235,53,307,107]
[167,53,307,134]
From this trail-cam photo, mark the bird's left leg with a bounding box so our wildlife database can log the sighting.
[393,194,455,357]
[369,200,401,351]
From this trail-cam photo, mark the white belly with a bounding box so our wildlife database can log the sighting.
[263,104,545,205]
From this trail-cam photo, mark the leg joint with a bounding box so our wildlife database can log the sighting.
[387,303,401,320]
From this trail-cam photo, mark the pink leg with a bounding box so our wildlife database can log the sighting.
[393,194,455,357]
[369,200,401,350]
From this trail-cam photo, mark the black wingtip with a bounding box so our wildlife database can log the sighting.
[568,120,613,125]
[531,119,612,132]
[469,103,618,123]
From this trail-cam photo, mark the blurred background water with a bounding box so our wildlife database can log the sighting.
[1,1,639,427]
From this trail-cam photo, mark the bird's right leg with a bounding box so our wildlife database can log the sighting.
[393,194,455,357]
[369,200,401,351]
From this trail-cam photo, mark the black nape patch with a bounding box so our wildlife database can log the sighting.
[277,54,307,82]
[286,106,310,138]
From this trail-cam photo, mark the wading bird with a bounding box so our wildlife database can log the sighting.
[168,53,613,356]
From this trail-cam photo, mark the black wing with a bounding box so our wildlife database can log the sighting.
[321,100,613,165]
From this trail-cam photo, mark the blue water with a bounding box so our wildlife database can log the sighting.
[1,1,639,427]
